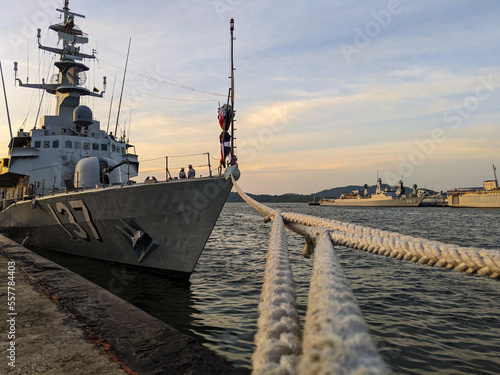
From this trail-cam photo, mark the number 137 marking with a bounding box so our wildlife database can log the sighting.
[48,200,101,241]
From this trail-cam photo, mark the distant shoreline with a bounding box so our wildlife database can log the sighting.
[229,184,439,203]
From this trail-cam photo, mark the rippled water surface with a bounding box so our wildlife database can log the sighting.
[40,203,500,374]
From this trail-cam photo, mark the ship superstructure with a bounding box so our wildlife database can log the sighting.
[1,0,137,201]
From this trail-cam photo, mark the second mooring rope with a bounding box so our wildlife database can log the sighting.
[299,230,388,374]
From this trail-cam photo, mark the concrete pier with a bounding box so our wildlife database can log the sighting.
[0,235,249,374]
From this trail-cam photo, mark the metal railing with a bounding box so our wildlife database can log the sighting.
[139,152,222,182]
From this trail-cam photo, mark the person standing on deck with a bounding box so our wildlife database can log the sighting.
[187,164,196,179]
[179,168,186,179]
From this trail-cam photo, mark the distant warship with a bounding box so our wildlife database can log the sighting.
[0,1,239,278]
[319,178,423,207]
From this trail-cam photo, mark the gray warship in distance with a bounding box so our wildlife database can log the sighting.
[319,178,423,207]
[0,1,239,279]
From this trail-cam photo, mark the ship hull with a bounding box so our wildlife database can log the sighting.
[448,190,500,208]
[319,197,423,207]
[0,176,233,277]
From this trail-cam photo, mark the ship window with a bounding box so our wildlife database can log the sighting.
[43,141,50,148]
[52,140,59,148]
[65,140,72,148]
[11,137,31,148]
[93,143,99,150]
[101,144,107,151]
[112,144,116,152]
[34,141,41,148]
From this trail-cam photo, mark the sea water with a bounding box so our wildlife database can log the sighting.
[40,203,500,374]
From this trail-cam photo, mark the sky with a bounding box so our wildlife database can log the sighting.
[0,0,499,195]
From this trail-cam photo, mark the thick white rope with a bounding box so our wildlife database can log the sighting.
[282,211,500,279]
[232,178,274,217]
[252,211,302,375]
[281,222,388,374]
[234,179,387,373]
[233,178,498,373]
[232,178,500,279]
[299,231,388,375]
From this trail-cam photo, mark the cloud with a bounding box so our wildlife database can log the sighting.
[1,1,499,195]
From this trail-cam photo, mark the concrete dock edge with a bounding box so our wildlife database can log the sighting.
[0,235,250,374]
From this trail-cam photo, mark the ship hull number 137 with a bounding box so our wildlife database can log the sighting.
[48,200,102,241]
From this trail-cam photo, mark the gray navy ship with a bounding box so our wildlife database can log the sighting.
[0,1,239,278]
[319,177,423,207]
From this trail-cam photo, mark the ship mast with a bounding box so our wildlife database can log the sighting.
[0,61,13,139]
[229,18,236,162]
[14,0,106,118]
[115,38,132,137]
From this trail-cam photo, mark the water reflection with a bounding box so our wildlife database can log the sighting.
[32,248,204,341]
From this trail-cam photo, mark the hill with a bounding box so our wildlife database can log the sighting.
[226,185,378,203]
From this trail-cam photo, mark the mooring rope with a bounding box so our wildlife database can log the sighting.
[233,180,274,217]
[234,179,388,374]
[232,178,499,374]
[252,211,302,374]
[232,178,500,279]
[299,231,388,375]
[282,211,500,279]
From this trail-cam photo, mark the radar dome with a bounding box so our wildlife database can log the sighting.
[73,105,93,127]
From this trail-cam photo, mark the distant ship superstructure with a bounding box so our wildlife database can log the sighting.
[319,178,423,207]
[448,165,499,208]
